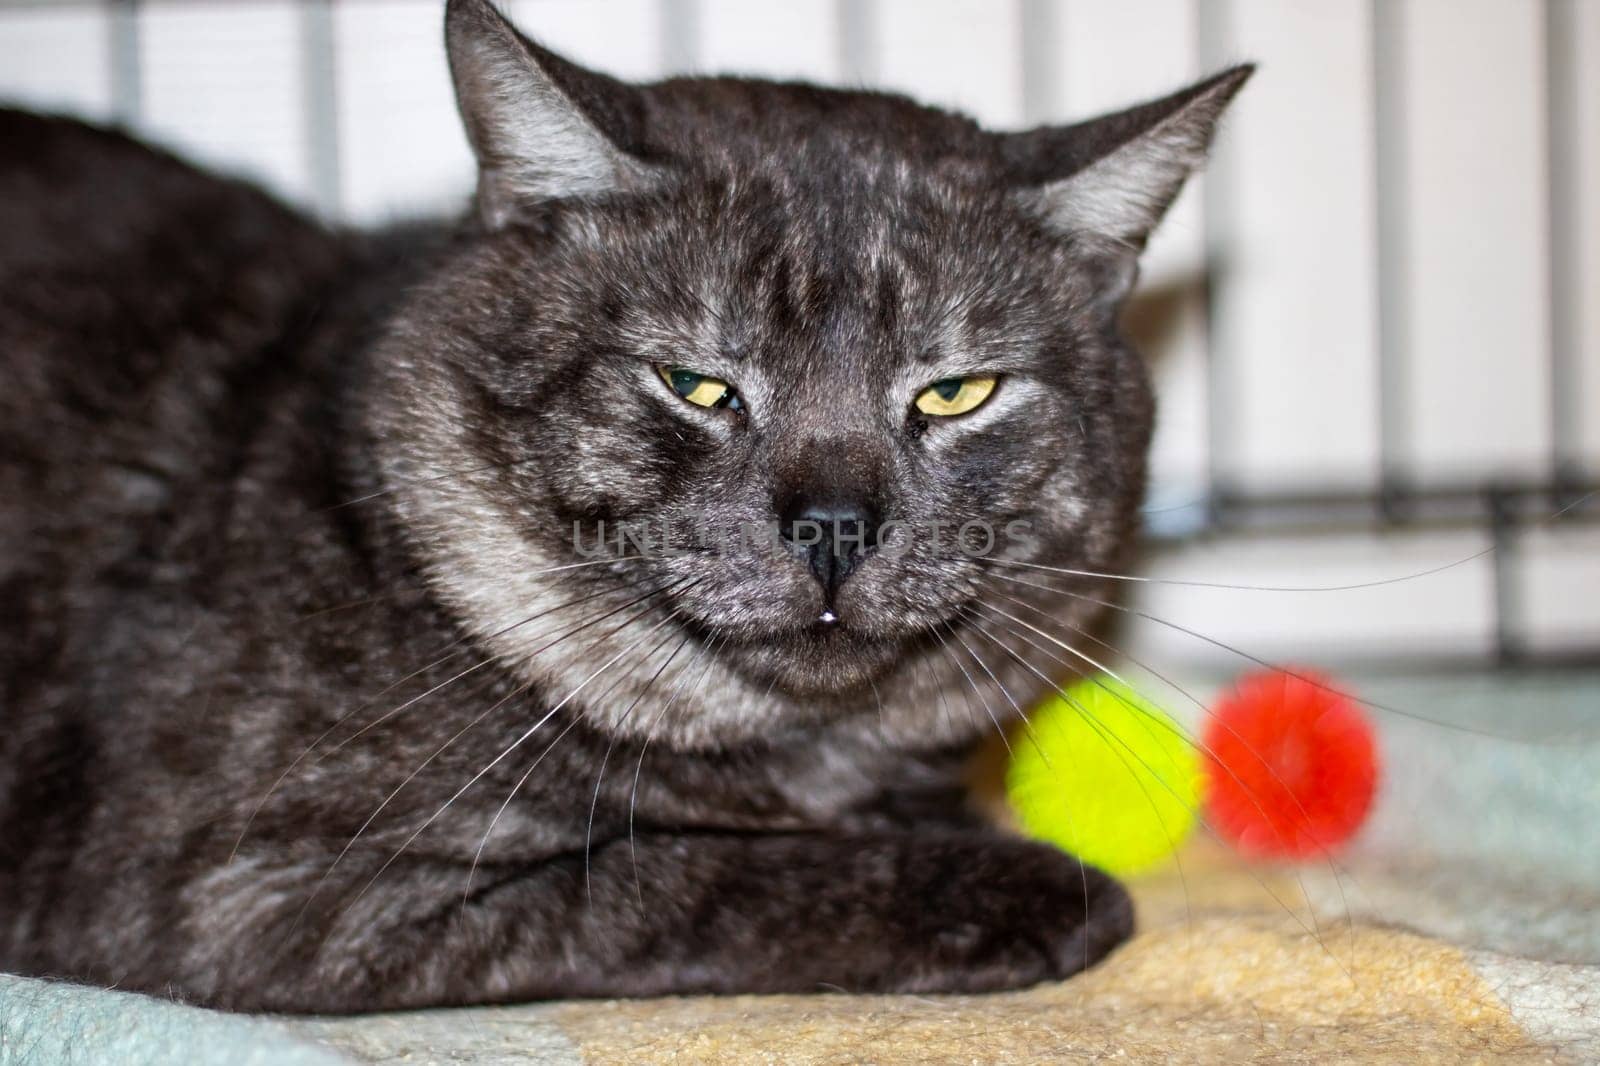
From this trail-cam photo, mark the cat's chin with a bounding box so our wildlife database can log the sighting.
[710,619,919,699]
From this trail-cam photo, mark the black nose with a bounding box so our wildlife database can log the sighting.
[779,494,880,599]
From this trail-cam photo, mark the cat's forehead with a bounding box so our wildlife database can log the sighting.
[580,169,1060,373]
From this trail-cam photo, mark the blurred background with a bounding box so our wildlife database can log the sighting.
[0,0,1596,673]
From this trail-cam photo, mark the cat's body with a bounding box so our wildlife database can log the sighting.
[0,0,1245,1011]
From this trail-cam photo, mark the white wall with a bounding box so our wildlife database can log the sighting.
[1,0,1595,667]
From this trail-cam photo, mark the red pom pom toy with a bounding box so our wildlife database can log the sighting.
[1201,669,1379,860]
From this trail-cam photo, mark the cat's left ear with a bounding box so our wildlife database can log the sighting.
[445,0,662,229]
[1002,65,1252,288]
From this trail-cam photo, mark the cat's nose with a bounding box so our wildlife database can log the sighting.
[779,494,881,600]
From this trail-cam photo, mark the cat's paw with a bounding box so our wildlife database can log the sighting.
[886,832,1133,994]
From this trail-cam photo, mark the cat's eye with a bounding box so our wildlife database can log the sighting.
[657,366,743,411]
[913,375,997,417]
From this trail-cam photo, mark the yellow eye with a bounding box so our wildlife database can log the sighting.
[914,375,997,417]
[657,366,742,411]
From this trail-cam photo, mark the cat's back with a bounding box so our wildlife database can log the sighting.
[0,109,351,563]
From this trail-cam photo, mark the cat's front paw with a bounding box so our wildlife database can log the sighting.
[887,832,1133,994]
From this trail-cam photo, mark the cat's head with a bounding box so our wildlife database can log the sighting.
[369,0,1248,748]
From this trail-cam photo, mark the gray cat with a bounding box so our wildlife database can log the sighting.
[0,0,1247,1011]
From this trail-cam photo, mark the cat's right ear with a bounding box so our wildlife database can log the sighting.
[445,0,660,229]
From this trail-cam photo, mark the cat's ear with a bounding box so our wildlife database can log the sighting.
[445,0,659,228]
[1002,65,1252,277]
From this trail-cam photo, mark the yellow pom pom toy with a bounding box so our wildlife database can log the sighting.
[1005,675,1201,877]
